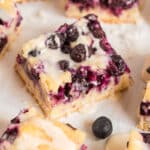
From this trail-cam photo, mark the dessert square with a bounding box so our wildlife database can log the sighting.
[15,14,132,119]
[0,108,86,150]
[63,0,139,23]
[127,130,150,150]
[138,81,150,131]
[0,1,22,59]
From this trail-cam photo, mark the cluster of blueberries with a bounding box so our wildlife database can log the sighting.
[70,0,137,15]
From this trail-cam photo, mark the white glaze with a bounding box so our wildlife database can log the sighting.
[13,118,76,150]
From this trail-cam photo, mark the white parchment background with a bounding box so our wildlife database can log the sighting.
[0,0,150,149]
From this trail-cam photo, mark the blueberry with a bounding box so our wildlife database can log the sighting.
[58,60,69,71]
[61,41,72,54]
[67,25,79,42]
[92,116,112,139]
[122,0,136,9]
[16,54,26,65]
[0,36,8,53]
[84,14,98,21]
[88,46,97,57]
[57,32,67,46]
[70,44,86,62]
[28,68,40,81]
[146,67,150,74]
[87,21,106,39]
[1,126,19,143]
[108,55,126,76]
[28,49,40,57]
[100,39,114,53]
[141,133,150,144]
[11,117,20,124]
[0,18,4,25]
[99,0,109,7]
[45,34,58,49]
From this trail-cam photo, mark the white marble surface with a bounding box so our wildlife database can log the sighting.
[0,0,150,149]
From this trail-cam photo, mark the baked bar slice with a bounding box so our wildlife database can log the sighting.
[127,130,150,150]
[0,108,86,150]
[138,81,150,131]
[0,0,22,59]
[63,0,139,23]
[15,14,132,119]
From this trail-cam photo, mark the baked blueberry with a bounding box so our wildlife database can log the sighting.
[100,39,114,54]
[84,14,97,21]
[61,41,72,54]
[70,44,86,62]
[11,117,20,124]
[16,54,26,65]
[57,32,67,46]
[0,18,4,25]
[92,116,112,139]
[28,49,40,57]
[88,21,106,39]
[45,34,58,49]
[0,36,8,53]
[141,133,150,144]
[109,54,126,76]
[146,67,150,74]
[67,25,79,42]
[1,127,19,143]
[58,60,69,71]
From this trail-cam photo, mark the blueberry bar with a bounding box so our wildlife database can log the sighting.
[0,1,22,59]
[63,0,139,23]
[15,14,132,119]
[0,108,86,150]
[139,81,150,131]
[127,130,150,150]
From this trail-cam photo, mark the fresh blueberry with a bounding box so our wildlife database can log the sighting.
[70,44,86,62]
[28,49,40,57]
[58,60,69,71]
[67,25,79,42]
[92,116,112,139]
[0,36,8,53]
[45,34,58,49]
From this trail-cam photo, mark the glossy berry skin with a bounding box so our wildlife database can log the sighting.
[67,25,79,42]
[92,116,112,139]
[70,44,86,62]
